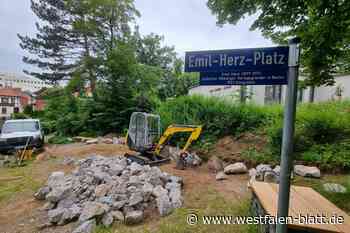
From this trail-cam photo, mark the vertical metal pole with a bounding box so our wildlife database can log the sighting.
[276,37,301,233]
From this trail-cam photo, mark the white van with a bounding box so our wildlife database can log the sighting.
[0,119,44,152]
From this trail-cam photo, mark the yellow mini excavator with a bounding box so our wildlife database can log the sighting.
[125,112,202,166]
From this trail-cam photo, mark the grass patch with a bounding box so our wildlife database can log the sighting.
[0,161,41,203]
[48,134,73,144]
[95,187,257,233]
[293,175,350,214]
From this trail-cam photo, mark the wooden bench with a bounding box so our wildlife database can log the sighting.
[251,182,350,233]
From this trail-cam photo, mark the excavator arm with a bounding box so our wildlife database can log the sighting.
[154,125,202,155]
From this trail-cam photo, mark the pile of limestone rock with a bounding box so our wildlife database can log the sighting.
[34,155,183,233]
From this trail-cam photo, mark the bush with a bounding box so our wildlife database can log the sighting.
[266,101,350,154]
[300,142,350,170]
[157,95,268,141]
[241,148,279,165]
[297,103,350,144]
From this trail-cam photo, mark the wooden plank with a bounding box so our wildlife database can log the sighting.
[293,186,350,233]
[251,182,350,233]
[251,181,278,216]
[271,184,340,232]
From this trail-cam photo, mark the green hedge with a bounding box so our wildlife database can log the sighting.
[156,95,268,139]
[157,96,350,170]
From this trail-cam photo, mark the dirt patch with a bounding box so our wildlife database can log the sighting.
[0,143,250,233]
[36,143,134,161]
[209,133,267,164]
[161,163,249,202]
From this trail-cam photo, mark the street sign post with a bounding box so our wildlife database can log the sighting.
[276,38,301,233]
[185,41,301,233]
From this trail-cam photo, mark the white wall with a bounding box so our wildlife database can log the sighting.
[314,75,350,102]
[0,72,51,93]
[189,74,350,105]
[189,85,241,99]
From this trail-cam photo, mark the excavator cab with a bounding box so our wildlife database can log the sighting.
[125,112,202,166]
[127,112,160,153]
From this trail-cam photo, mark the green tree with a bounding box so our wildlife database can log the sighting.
[133,28,177,68]
[92,41,138,133]
[207,0,350,89]
[18,0,76,82]
[18,0,139,91]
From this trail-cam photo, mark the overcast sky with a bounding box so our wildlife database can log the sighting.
[0,0,274,75]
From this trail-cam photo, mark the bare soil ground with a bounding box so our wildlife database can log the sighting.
[209,133,267,164]
[0,143,250,233]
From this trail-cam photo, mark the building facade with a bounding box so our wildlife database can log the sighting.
[0,72,51,92]
[0,88,33,120]
[189,74,350,105]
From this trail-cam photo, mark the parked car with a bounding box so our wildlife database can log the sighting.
[0,119,44,153]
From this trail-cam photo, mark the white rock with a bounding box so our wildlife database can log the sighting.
[85,139,98,145]
[169,189,183,208]
[128,192,143,206]
[256,164,272,174]
[273,166,281,176]
[323,183,347,193]
[142,183,153,200]
[34,186,51,200]
[111,211,124,222]
[72,219,96,233]
[125,210,143,225]
[47,171,65,188]
[264,171,279,183]
[79,202,108,223]
[129,162,143,175]
[46,184,72,203]
[156,194,173,216]
[48,208,65,223]
[94,184,111,198]
[294,165,321,178]
[224,162,248,174]
[152,185,168,198]
[215,171,228,181]
[101,212,114,227]
[165,182,181,191]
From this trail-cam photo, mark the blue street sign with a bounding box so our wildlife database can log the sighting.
[185,46,289,85]
[200,70,288,85]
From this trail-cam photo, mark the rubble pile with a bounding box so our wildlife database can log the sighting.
[34,155,183,232]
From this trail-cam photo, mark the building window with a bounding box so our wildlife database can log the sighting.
[14,107,19,113]
[2,108,6,114]
[1,97,9,104]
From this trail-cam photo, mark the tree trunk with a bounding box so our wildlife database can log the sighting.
[240,86,246,104]
[83,33,96,93]
[109,9,115,51]
[309,86,315,103]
